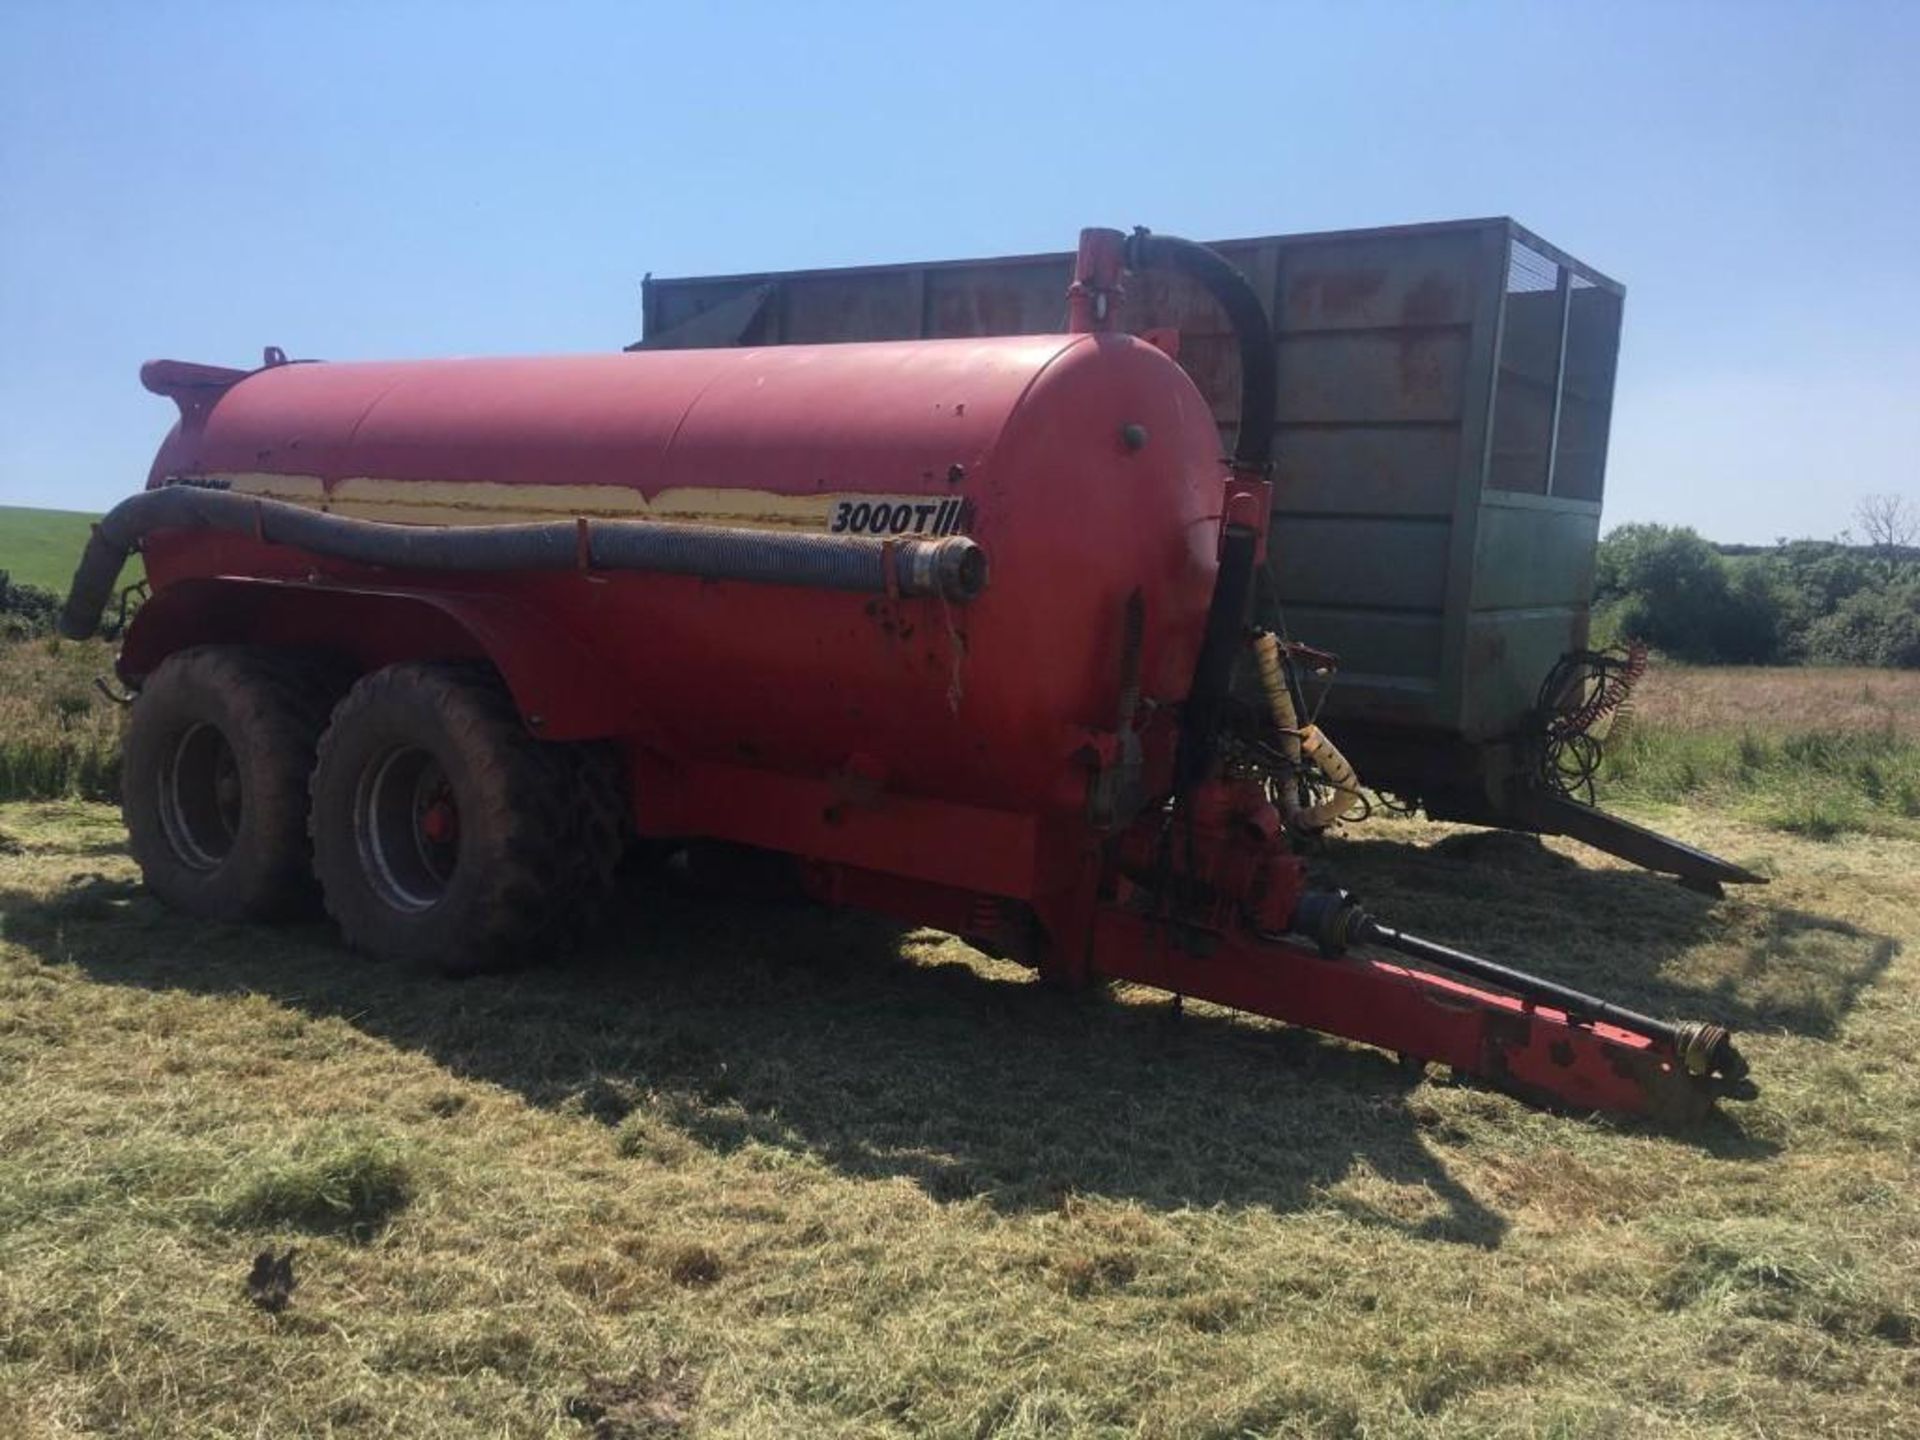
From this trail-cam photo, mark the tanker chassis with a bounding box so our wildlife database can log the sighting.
[63,228,1751,1122]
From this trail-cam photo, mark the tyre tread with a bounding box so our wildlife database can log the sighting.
[124,644,348,921]
[311,662,623,972]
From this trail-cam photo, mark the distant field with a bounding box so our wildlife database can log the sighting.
[1628,665,1920,739]
[0,504,129,595]
[1603,663,1920,841]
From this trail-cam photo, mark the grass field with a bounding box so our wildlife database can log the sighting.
[1602,667,1920,841]
[1,646,1915,1437]
[0,642,122,803]
[0,506,119,596]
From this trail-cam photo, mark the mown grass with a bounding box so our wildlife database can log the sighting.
[1,648,1917,1436]
[1599,664,1920,840]
[2,807,1918,1432]
[220,1128,420,1241]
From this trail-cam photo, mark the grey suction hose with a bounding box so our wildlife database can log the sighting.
[1121,229,1276,472]
[60,486,988,640]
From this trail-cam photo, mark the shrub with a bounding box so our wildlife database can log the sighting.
[1594,527,1917,669]
[1800,581,1920,668]
[0,571,61,640]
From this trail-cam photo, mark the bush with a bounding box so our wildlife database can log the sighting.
[1594,526,1917,668]
[1800,582,1920,668]
[0,638,124,802]
[0,571,61,641]
[1593,524,1780,662]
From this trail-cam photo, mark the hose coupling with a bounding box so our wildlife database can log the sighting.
[1673,1021,1747,1080]
[904,535,990,603]
[1288,889,1369,957]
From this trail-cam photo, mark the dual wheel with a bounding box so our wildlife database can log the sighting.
[123,647,623,973]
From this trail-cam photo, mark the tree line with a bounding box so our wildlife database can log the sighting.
[1592,495,1919,668]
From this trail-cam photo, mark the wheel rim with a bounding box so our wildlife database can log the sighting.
[157,722,242,870]
[354,746,461,912]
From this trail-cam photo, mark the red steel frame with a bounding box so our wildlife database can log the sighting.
[766,751,1721,1123]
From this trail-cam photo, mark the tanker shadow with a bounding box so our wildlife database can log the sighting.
[24,811,1871,1229]
[1314,830,1898,1042]
[16,867,1510,1243]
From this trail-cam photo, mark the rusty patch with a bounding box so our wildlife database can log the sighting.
[1288,267,1389,322]
[1396,333,1449,405]
[1611,1049,1714,1127]
[1476,1009,1534,1092]
[942,601,969,713]
[1482,1008,1533,1049]
[1401,272,1459,326]
[828,754,887,811]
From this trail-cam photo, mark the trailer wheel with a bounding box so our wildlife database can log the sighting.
[308,662,622,974]
[123,646,345,922]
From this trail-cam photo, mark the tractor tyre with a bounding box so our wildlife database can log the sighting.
[308,661,623,975]
[122,645,346,922]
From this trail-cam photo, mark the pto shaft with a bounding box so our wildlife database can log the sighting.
[1291,891,1747,1082]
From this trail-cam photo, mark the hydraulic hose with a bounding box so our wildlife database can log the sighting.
[1295,727,1363,830]
[59,486,988,640]
[1252,631,1364,830]
[1251,632,1303,767]
[1122,229,1276,473]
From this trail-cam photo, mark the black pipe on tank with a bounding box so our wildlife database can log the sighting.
[1174,525,1258,790]
[1122,230,1277,787]
[59,487,988,640]
[1121,229,1276,474]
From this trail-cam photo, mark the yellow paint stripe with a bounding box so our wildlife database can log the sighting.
[209,473,847,532]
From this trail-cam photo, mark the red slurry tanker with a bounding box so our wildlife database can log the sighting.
[64,228,1751,1121]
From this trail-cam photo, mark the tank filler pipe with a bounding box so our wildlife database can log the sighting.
[59,487,988,640]
[1067,228,1128,334]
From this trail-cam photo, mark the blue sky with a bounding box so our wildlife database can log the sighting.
[2,0,1915,542]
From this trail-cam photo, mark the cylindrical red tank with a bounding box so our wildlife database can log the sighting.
[140,333,1227,818]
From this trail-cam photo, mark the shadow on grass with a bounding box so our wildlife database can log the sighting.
[6,868,1513,1242]
[15,815,1885,1229]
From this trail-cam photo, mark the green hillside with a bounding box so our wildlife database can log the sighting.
[0,504,134,595]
